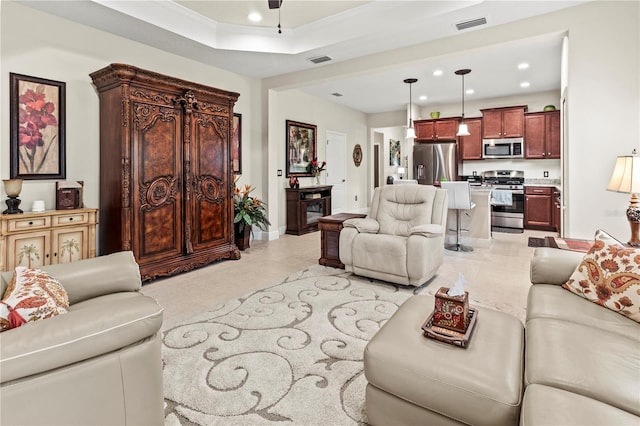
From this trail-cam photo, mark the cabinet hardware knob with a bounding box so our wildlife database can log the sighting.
[46,254,49,258]
[54,253,57,257]
[28,221,33,225]
[69,218,73,221]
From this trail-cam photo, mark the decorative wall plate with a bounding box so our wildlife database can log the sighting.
[353,144,363,167]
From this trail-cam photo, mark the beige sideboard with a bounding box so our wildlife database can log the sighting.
[0,208,98,272]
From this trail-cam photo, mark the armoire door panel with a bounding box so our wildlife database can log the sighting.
[191,112,229,250]
[132,102,184,262]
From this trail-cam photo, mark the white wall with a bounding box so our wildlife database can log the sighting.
[268,89,368,234]
[1,1,261,215]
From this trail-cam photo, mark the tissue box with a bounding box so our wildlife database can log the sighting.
[433,286,469,333]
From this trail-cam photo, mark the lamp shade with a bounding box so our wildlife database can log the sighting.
[456,122,470,137]
[3,179,23,197]
[405,126,416,139]
[397,167,406,174]
[607,153,640,194]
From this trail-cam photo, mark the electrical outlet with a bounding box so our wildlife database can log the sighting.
[472,171,477,176]
[543,171,549,178]
[277,169,282,176]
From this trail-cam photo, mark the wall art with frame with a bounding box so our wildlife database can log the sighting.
[286,120,317,177]
[232,113,242,174]
[10,73,66,180]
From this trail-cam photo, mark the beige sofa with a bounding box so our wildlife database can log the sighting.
[339,184,448,286]
[523,247,640,425]
[0,251,164,426]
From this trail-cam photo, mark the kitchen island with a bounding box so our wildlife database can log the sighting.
[445,187,492,248]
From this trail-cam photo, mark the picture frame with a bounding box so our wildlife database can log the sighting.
[286,120,317,177]
[232,113,242,174]
[10,73,66,180]
[389,138,400,166]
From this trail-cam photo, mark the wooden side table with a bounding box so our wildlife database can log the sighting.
[318,213,366,268]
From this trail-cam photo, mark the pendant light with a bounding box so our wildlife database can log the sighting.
[455,69,471,136]
[404,78,418,139]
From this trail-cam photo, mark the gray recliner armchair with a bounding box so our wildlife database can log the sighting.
[339,184,448,286]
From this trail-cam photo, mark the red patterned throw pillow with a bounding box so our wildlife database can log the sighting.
[0,267,69,331]
[563,229,640,323]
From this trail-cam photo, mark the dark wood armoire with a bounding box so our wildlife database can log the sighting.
[90,63,240,281]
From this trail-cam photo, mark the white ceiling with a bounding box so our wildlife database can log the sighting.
[17,0,586,114]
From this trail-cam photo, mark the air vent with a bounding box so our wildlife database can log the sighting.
[455,17,487,31]
[331,92,343,97]
[308,55,332,64]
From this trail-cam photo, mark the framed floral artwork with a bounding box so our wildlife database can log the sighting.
[286,120,316,177]
[232,113,242,174]
[10,73,66,180]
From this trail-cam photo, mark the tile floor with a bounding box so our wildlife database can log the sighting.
[141,229,555,329]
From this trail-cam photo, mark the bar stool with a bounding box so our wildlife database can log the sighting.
[441,181,475,252]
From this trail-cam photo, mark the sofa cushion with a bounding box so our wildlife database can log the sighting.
[563,229,640,322]
[353,233,407,277]
[527,284,639,341]
[0,267,69,332]
[0,292,163,383]
[521,384,640,426]
[525,317,640,416]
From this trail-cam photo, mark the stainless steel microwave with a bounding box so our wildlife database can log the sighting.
[482,138,524,159]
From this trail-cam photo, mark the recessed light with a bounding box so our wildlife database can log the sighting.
[419,95,427,101]
[433,70,443,76]
[466,89,474,95]
[520,81,530,88]
[518,63,529,70]
[248,12,262,22]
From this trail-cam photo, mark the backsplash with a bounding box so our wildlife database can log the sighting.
[460,158,561,179]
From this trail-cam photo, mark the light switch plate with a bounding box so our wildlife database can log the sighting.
[277,169,282,176]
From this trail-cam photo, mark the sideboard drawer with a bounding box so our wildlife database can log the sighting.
[52,212,89,226]
[7,216,51,232]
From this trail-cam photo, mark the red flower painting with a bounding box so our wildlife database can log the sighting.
[17,85,58,174]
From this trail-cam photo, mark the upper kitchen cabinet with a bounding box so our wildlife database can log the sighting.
[414,118,459,141]
[481,106,527,139]
[524,110,561,159]
[459,118,483,160]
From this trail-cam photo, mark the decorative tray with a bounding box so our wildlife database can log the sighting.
[421,308,477,348]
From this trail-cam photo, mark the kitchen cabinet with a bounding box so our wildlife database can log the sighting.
[414,118,459,141]
[0,208,98,271]
[481,106,526,138]
[524,186,554,231]
[286,186,332,235]
[91,64,239,281]
[524,110,560,159]
[459,118,483,160]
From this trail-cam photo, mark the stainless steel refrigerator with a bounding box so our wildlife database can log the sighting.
[413,142,457,185]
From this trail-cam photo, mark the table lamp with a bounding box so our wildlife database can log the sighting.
[3,179,24,214]
[398,167,405,179]
[607,149,640,245]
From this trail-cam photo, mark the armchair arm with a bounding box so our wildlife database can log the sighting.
[530,247,584,285]
[410,224,444,238]
[343,218,380,234]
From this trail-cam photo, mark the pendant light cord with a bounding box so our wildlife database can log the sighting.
[278,3,282,34]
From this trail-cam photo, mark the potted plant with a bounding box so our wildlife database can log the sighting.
[233,180,270,250]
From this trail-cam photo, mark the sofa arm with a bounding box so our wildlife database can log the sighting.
[410,224,444,237]
[39,251,142,305]
[0,293,163,383]
[530,247,584,285]
[343,218,379,233]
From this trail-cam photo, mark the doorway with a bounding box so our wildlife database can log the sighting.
[326,130,347,213]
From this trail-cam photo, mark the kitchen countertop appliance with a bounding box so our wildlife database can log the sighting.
[482,170,525,230]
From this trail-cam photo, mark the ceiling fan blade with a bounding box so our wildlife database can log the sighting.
[268,0,282,9]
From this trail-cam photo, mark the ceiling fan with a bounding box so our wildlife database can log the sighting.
[268,0,283,9]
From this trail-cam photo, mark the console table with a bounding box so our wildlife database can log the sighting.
[286,186,332,235]
[318,212,367,268]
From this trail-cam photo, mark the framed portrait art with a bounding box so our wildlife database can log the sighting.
[232,113,242,174]
[286,120,316,177]
[10,73,66,180]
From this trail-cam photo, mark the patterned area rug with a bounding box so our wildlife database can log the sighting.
[162,263,526,425]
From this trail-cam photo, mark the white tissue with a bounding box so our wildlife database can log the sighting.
[448,272,467,297]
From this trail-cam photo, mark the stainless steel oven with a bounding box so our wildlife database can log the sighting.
[482,170,525,230]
